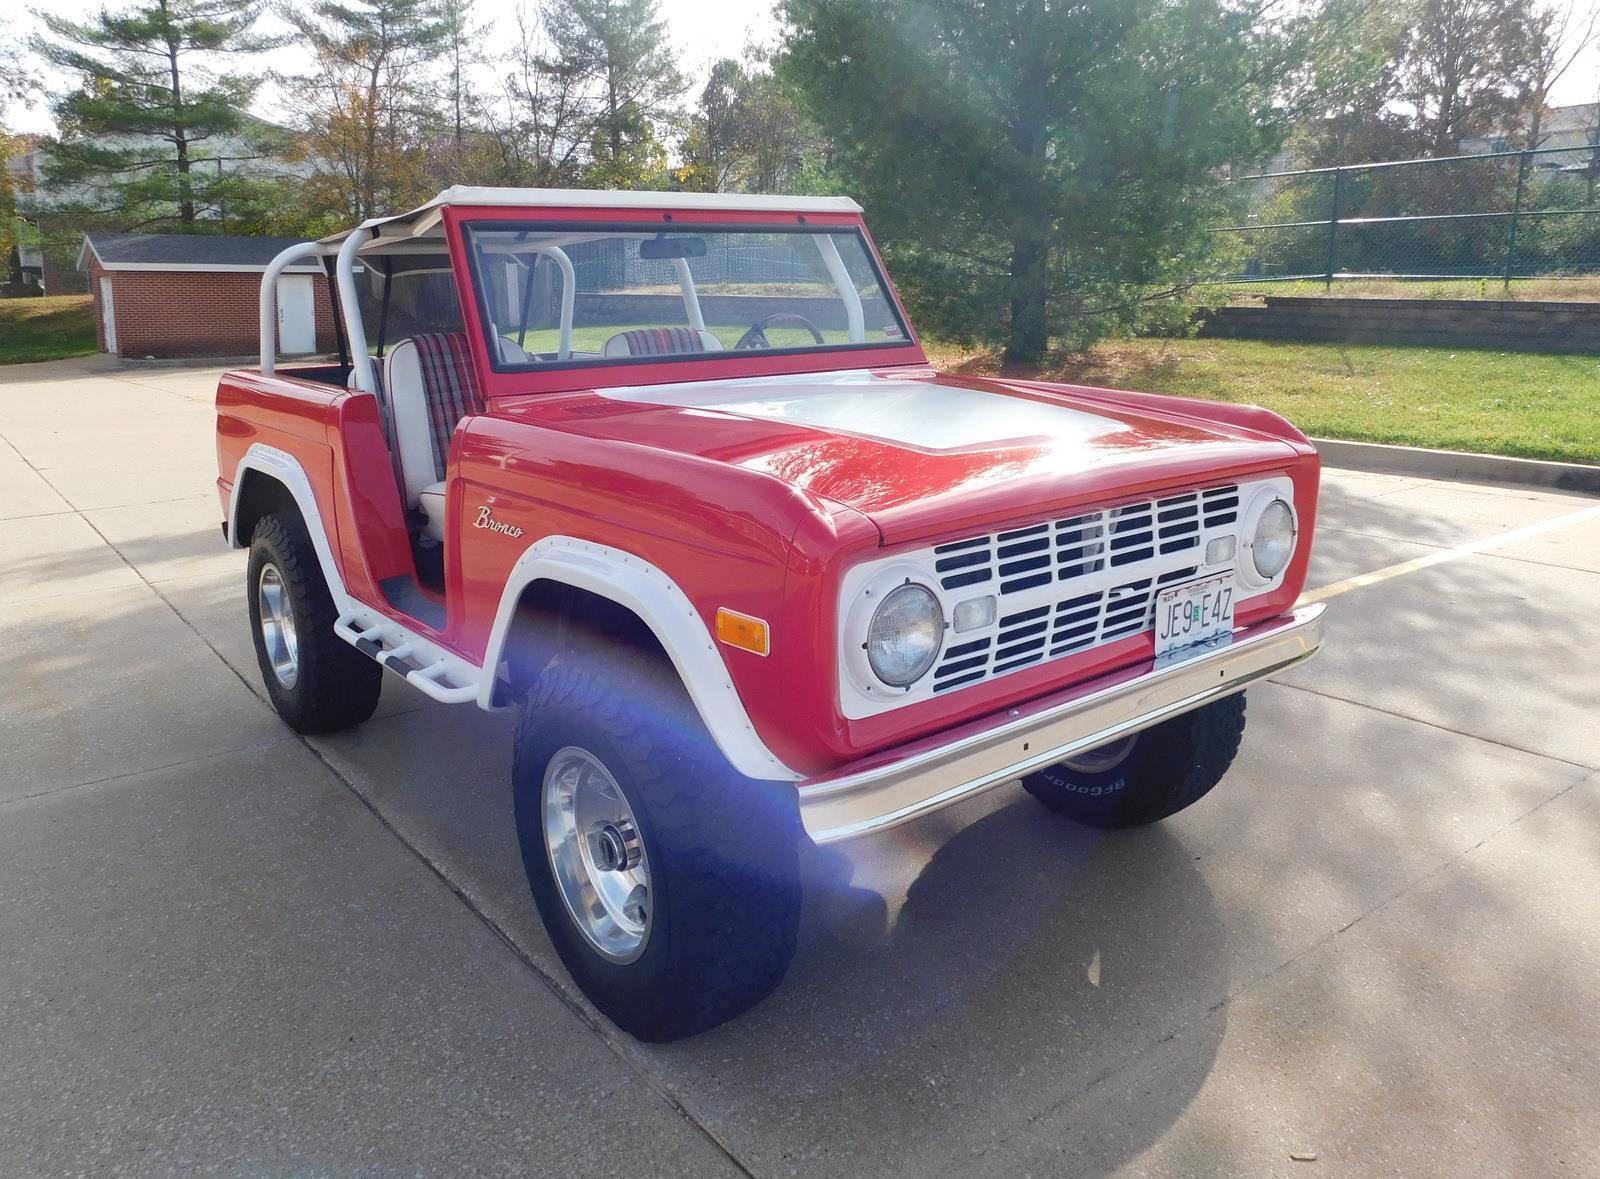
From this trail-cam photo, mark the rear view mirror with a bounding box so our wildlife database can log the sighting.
[639,236,707,260]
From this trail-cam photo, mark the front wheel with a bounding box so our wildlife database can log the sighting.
[512,647,802,1042]
[1021,694,1247,829]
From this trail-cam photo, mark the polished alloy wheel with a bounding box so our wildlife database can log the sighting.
[256,562,299,690]
[542,746,652,963]
[1060,734,1138,775]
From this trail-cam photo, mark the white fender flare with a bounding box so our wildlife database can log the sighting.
[481,536,802,783]
[227,444,346,589]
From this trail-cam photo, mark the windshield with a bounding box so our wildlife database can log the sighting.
[463,223,910,371]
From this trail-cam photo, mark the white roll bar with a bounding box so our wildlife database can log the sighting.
[673,257,706,334]
[336,229,378,394]
[814,235,866,343]
[259,241,329,374]
[536,246,576,361]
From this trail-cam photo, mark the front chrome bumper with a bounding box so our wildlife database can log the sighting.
[797,604,1326,844]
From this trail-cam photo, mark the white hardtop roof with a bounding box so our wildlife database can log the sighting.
[320,186,863,246]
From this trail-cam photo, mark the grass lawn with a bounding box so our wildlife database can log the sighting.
[924,336,1600,465]
[0,296,98,365]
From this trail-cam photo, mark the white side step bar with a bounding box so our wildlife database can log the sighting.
[333,609,481,705]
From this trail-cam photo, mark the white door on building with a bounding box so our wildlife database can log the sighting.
[277,274,317,354]
[99,277,118,355]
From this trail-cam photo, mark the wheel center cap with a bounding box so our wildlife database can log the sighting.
[591,821,640,872]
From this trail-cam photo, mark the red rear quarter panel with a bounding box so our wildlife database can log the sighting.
[217,370,415,607]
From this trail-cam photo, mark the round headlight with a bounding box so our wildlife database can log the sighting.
[866,583,943,687]
[1251,498,1296,580]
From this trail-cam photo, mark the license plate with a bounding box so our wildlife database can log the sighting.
[1154,573,1235,660]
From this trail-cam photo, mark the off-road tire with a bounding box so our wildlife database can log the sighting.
[512,646,802,1042]
[246,511,382,734]
[1021,694,1247,829]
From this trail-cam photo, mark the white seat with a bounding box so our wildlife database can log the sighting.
[496,336,533,364]
[418,481,447,541]
[380,333,483,541]
[602,328,723,357]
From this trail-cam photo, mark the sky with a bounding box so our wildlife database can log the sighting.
[6,0,1599,137]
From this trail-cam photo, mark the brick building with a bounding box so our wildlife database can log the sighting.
[77,233,339,359]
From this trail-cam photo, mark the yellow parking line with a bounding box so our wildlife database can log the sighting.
[1299,501,1600,605]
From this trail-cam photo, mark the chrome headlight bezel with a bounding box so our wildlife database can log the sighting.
[842,564,947,695]
[1238,489,1298,589]
[865,581,944,688]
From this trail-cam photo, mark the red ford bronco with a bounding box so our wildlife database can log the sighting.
[217,187,1324,1041]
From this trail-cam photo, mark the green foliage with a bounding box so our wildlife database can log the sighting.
[780,0,1294,362]
[1289,0,1557,167]
[281,0,453,223]
[32,0,281,230]
[543,0,685,190]
[0,128,20,275]
[679,55,827,194]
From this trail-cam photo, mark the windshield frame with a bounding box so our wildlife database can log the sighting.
[460,219,917,377]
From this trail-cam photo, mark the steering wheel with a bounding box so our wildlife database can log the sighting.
[733,312,826,350]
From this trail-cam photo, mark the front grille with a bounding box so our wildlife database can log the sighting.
[927,484,1239,693]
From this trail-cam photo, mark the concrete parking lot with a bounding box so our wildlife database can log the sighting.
[2,356,1598,1176]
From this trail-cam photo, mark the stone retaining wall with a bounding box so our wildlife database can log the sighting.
[1199,296,1600,353]
[572,292,898,333]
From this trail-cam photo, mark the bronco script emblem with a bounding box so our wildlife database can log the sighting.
[473,506,525,538]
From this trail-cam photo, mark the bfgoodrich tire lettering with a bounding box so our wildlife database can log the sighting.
[246,511,382,734]
[1021,694,1247,828]
[513,645,802,1042]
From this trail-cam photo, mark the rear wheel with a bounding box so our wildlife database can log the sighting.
[247,511,382,734]
[1021,694,1247,829]
[513,646,802,1042]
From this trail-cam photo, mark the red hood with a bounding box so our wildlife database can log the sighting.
[494,367,1305,545]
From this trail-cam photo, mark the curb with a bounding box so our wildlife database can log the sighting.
[1314,437,1600,496]
[116,354,260,369]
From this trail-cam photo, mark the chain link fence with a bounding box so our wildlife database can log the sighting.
[1212,144,1600,286]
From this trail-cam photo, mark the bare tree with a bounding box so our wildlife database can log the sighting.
[488,3,595,186]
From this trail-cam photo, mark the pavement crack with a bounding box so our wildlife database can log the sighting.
[293,733,761,1179]
[1276,679,1597,771]
[0,738,301,809]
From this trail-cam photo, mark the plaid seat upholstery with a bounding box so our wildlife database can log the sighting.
[409,332,484,480]
[604,327,714,357]
[365,364,411,498]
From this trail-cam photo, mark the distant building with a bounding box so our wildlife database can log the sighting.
[78,232,336,359]
[1461,102,1600,158]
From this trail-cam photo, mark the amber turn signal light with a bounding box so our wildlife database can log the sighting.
[715,608,770,657]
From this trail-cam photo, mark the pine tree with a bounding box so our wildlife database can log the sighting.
[543,0,685,189]
[34,0,278,229]
[782,0,1293,363]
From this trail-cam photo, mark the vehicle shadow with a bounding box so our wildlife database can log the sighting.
[641,798,1230,1177]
